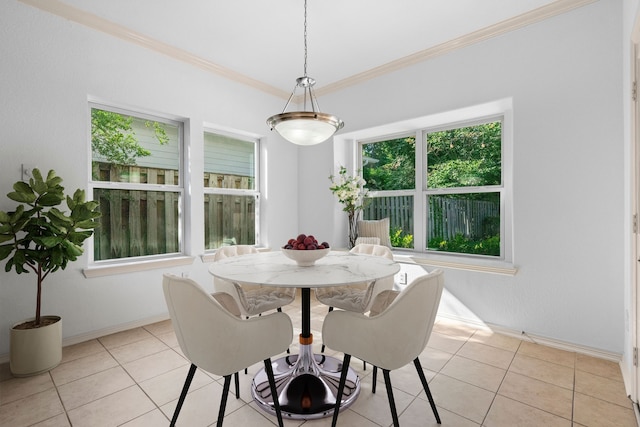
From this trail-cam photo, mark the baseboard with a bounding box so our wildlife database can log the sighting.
[437,313,622,362]
[0,313,171,365]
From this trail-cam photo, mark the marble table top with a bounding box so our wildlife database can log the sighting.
[208,250,400,288]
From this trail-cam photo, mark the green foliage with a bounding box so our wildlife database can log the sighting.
[389,227,413,249]
[428,233,500,256]
[427,122,502,189]
[0,169,101,325]
[362,136,415,191]
[91,109,169,165]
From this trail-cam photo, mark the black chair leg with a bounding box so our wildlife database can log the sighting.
[170,363,197,426]
[372,365,378,393]
[264,358,284,427]
[414,358,441,424]
[217,375,232,427]
[331,354,351,427]
[383,369,400,427]
[321,307,334,353]
[234,372,240,399]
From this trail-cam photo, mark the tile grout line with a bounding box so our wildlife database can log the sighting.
[475,329,521,426]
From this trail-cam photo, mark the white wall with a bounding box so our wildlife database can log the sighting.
[301,0,626,353]
[0,1,297,356]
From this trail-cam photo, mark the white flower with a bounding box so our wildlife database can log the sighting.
[329,166,368,214]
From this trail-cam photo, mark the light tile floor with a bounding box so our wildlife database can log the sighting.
[0,292,637,427]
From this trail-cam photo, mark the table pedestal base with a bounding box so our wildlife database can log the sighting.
[251,339,360,419]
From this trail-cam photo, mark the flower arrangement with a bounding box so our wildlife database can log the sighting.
[329,166,369,248]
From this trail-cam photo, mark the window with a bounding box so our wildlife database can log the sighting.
[203,130,259,250]
[362,135,416,249]
[90,105,183,262]
[360,117,505,259]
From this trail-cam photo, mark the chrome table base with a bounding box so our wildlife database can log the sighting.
[252,339,360,419]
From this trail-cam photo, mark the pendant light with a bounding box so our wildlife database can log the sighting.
[267,0,344,146]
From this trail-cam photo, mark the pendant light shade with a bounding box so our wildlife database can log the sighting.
[268,111,344,146]
[267,0,344,146]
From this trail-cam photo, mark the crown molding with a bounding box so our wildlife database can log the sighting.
[20,0,597,101]
[18,0,290,100]
[313,0,598,97]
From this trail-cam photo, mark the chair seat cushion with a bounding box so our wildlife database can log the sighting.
[237,285,295,316]
[315,285,373,313]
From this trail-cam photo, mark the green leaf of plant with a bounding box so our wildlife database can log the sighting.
[32,178,48,195]
[13,181,33,194]
[0,244,13,260]
[7,191,36,204]
[61,240,83,258]
[75,220,99,229]
[38,193,65,207]
[39,236,62,248]
[32,168,43,181]
[0,234,14,244]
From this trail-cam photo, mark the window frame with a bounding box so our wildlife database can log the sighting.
[87,102,186,266]
[354,100,513,268]
[202,127,261,251]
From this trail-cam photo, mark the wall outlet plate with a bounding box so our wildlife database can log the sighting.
[21,164,37,181]
[398,272,407,285]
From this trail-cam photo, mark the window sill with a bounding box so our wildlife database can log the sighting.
[83,255,195,278]
[392,252,518,276]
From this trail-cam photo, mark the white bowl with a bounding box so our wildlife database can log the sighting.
[281,248,330,266]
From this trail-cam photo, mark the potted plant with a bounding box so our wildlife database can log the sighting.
[0,169,100,376]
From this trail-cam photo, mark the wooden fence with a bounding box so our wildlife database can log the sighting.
[363,195,414,237]
[428,197,499,240]
[204,194,255,249]
[363,195,499,240]
[94,188,179,260]
[93,163,255,260]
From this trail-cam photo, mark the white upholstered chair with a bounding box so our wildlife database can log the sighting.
[213,245,296,318]
[162,274,292,427]
[322,269,444,427]
[314,243,395,314]
[316,243,395,361]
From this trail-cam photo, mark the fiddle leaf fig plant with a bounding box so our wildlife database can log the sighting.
[0,169,100,327]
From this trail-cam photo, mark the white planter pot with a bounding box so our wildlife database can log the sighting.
[10,316,62,377]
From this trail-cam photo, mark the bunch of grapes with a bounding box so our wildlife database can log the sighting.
[283,234,330,250]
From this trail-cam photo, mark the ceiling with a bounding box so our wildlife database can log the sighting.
[22,0,593,99]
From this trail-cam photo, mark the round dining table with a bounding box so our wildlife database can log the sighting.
[208,249,400,420]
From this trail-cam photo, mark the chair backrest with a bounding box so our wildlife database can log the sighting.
[374,268,444,369]
[213,245,258,261]
[349,243,393,260]
[212,245,260,304]
[162,274,292,376]
[349,243,395,311]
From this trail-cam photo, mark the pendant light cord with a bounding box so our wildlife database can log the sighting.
[303,0,308,78]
